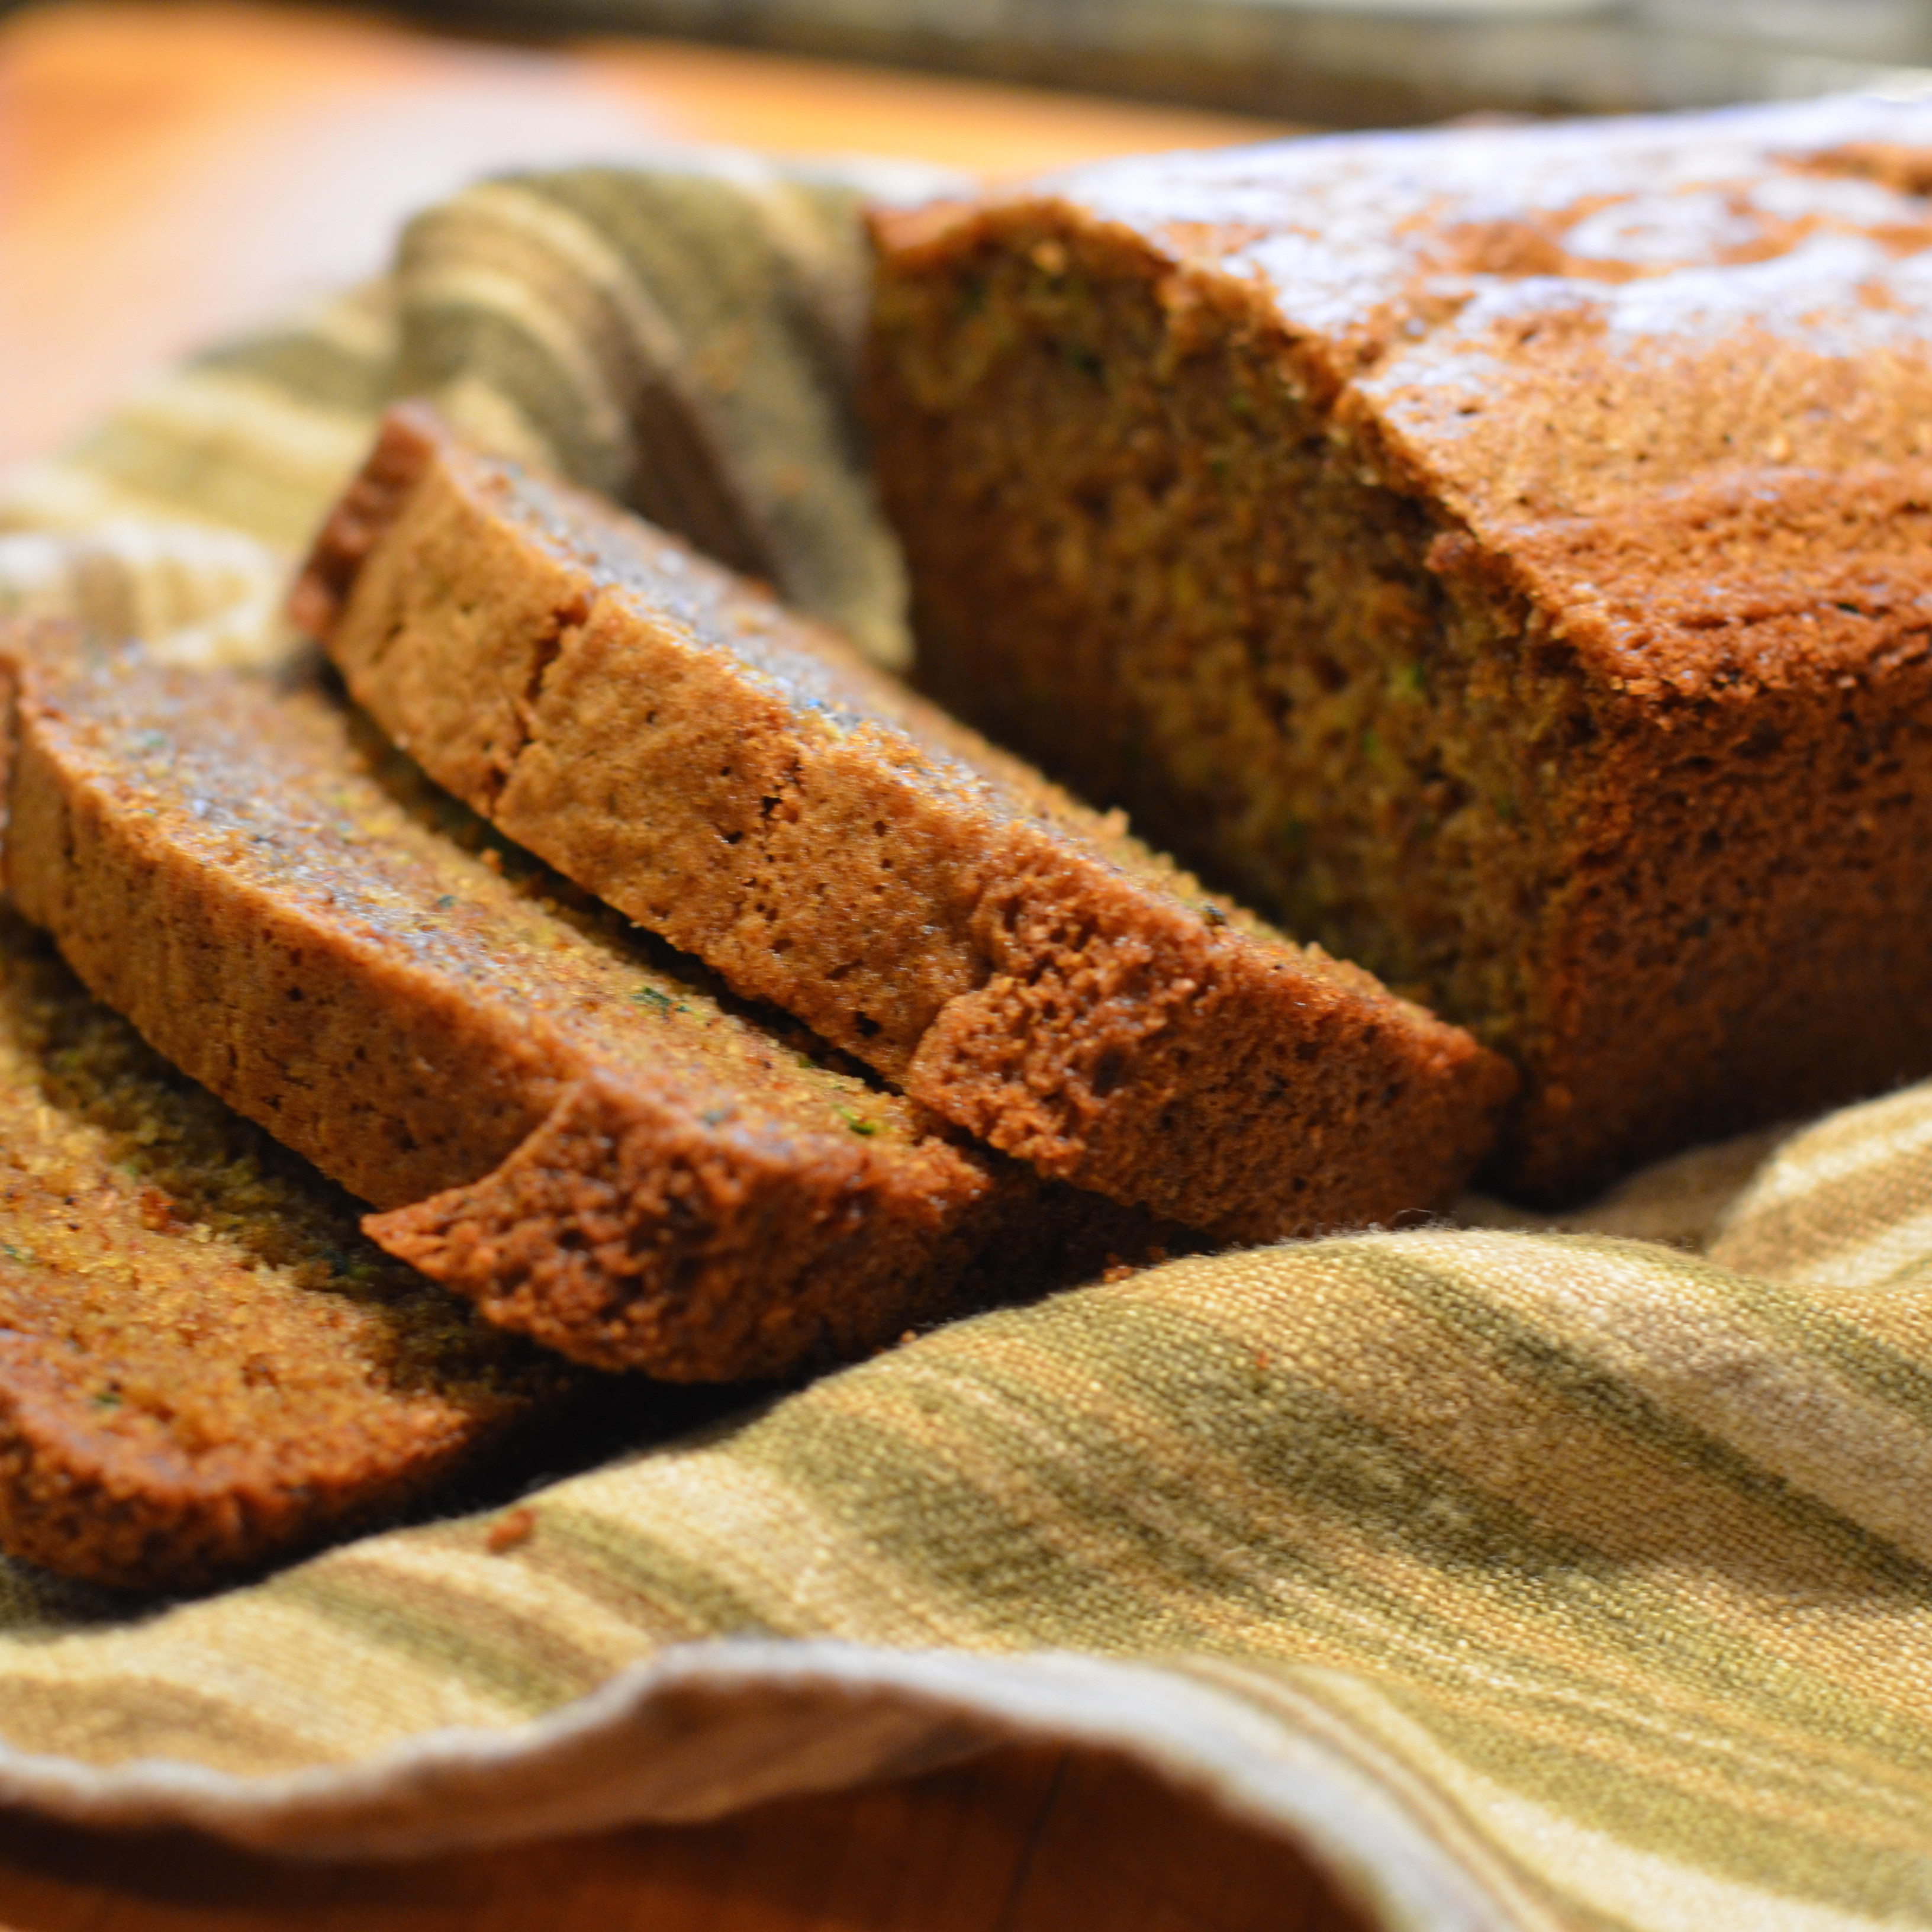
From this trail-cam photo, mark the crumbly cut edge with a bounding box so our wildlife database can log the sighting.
[0,1342,552,1595]
[297,404,1516,1238]
[362,1068,1041,1380]
[0,628,1100,1382]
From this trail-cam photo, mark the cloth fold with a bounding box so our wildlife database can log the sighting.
[5,149,1932,1932]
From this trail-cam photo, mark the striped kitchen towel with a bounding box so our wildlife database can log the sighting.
[7,153,1932,1932]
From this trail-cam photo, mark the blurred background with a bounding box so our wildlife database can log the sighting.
[8,0,1931,475]
[399,0,1932,125]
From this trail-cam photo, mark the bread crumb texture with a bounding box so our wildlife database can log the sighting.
[1,628,1164,1383]
[298,407,1514,1238]
[867,97,1932,1200]
[0,907,574,1593]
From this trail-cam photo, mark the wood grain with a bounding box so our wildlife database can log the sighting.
[0,8,1342,1925]
[0,1743,1376,1931]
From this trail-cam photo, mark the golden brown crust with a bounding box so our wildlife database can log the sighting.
[298,405,1512,1237]
[874,98,1932,564]
[865,102,1932,1199]
[0,627,1109,1382]
[0,905,579,1593]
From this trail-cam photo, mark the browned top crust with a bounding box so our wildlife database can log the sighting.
[296,405,1514,1237]
[874,96,1932,706]
[0,628,1090,1382]
[0,909,579,1594]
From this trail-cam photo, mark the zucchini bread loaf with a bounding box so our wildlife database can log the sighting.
[868,95,1932,1200]
[294,404,1512,1238]
[0,629,1155,1382]
[0,909,582,1591]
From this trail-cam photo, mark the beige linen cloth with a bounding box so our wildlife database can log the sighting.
[7,153,1932,1932]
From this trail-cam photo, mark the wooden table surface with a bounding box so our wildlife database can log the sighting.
[0,7,1371,1927]
[2,0,1289,473]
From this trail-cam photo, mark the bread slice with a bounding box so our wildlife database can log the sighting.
[293,405,1514,1238]
[0,626,1155,1382]
[0,906,582,1593]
